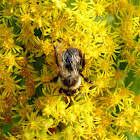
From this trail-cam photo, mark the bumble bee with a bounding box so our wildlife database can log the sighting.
[50,42,93,96]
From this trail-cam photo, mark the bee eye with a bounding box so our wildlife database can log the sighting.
[68,79,71,84]
[68,76,72,84]
[68,75,72,78]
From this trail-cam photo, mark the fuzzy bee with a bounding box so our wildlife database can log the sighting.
[50,42,93,96]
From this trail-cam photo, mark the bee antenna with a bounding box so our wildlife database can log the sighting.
[46,94,66,97]
[76,94,86,97]
[51,40,55,49]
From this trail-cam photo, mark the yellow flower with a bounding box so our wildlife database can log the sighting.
[2,75,21,97]
[51,0,66,10]
[129,119,140,136]
[34,37,53,56]
[0,0,140,139]
[95,126,107,139]
[12,104,34,124]
[126,52,140,71]
[133,95,140,109]
[118,81,134,99]
[95,72,113,95]
[107,1,118,14]
[16,25,35,45]
[16,5,33,26]
[94,2,105,16]
[0,4,14,25]
[23,111,41,133]
[118,0,129,12]
[62,125,74,139]
[99,88,123,110]
[0,21,22,53]
[72,0,93,12]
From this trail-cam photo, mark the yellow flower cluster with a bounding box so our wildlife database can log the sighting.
[0,0,140,140]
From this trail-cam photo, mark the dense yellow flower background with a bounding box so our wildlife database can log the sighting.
[0,0,140,140]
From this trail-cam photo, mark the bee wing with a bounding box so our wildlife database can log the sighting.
[53,42,82,77]
[53,42,66,73]
[67,48,81,76]
[69,46,85,73]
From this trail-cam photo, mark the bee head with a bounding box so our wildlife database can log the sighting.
[63,89,76,96]
[64,75,73,86]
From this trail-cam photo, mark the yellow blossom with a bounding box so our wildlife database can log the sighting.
[0,0,140,140]
[16,25,35,45]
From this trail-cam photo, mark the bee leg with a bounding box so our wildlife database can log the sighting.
[43,76,58,84]
[59,88,63,93]
[79,53,85,72]
[68,90,76,96]
[50,76,58,82]
[53,43,59,67]
[78,87,81,92]
[80,73,93,84]
[82,53,85,71]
